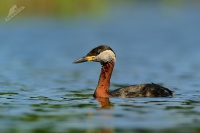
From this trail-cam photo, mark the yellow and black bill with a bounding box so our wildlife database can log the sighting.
[73,56,96,64]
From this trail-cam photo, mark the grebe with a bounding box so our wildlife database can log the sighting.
[73,45,173,98]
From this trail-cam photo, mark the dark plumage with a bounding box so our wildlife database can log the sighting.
[110,83,173,98]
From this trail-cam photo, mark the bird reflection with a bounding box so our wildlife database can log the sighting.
[86,98,114,133]
[95,97,114,110]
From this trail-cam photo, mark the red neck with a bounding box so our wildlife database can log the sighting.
[93,61,115,98]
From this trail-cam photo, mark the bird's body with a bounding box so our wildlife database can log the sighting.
[110,83,173,98]
[73,45,173,98]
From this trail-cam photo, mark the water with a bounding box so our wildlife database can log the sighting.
[0,1,200,133]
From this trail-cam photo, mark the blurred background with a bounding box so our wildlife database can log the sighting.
[0,0,200,88]
[0,0,200,133]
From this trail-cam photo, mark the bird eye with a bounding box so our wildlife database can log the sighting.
[96,50,101,55]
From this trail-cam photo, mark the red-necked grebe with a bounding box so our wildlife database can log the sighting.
[73,45,173,98]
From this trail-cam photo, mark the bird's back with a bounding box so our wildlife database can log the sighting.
[110,83,173,98]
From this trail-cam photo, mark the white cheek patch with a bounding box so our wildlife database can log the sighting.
[94,50,116,63]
